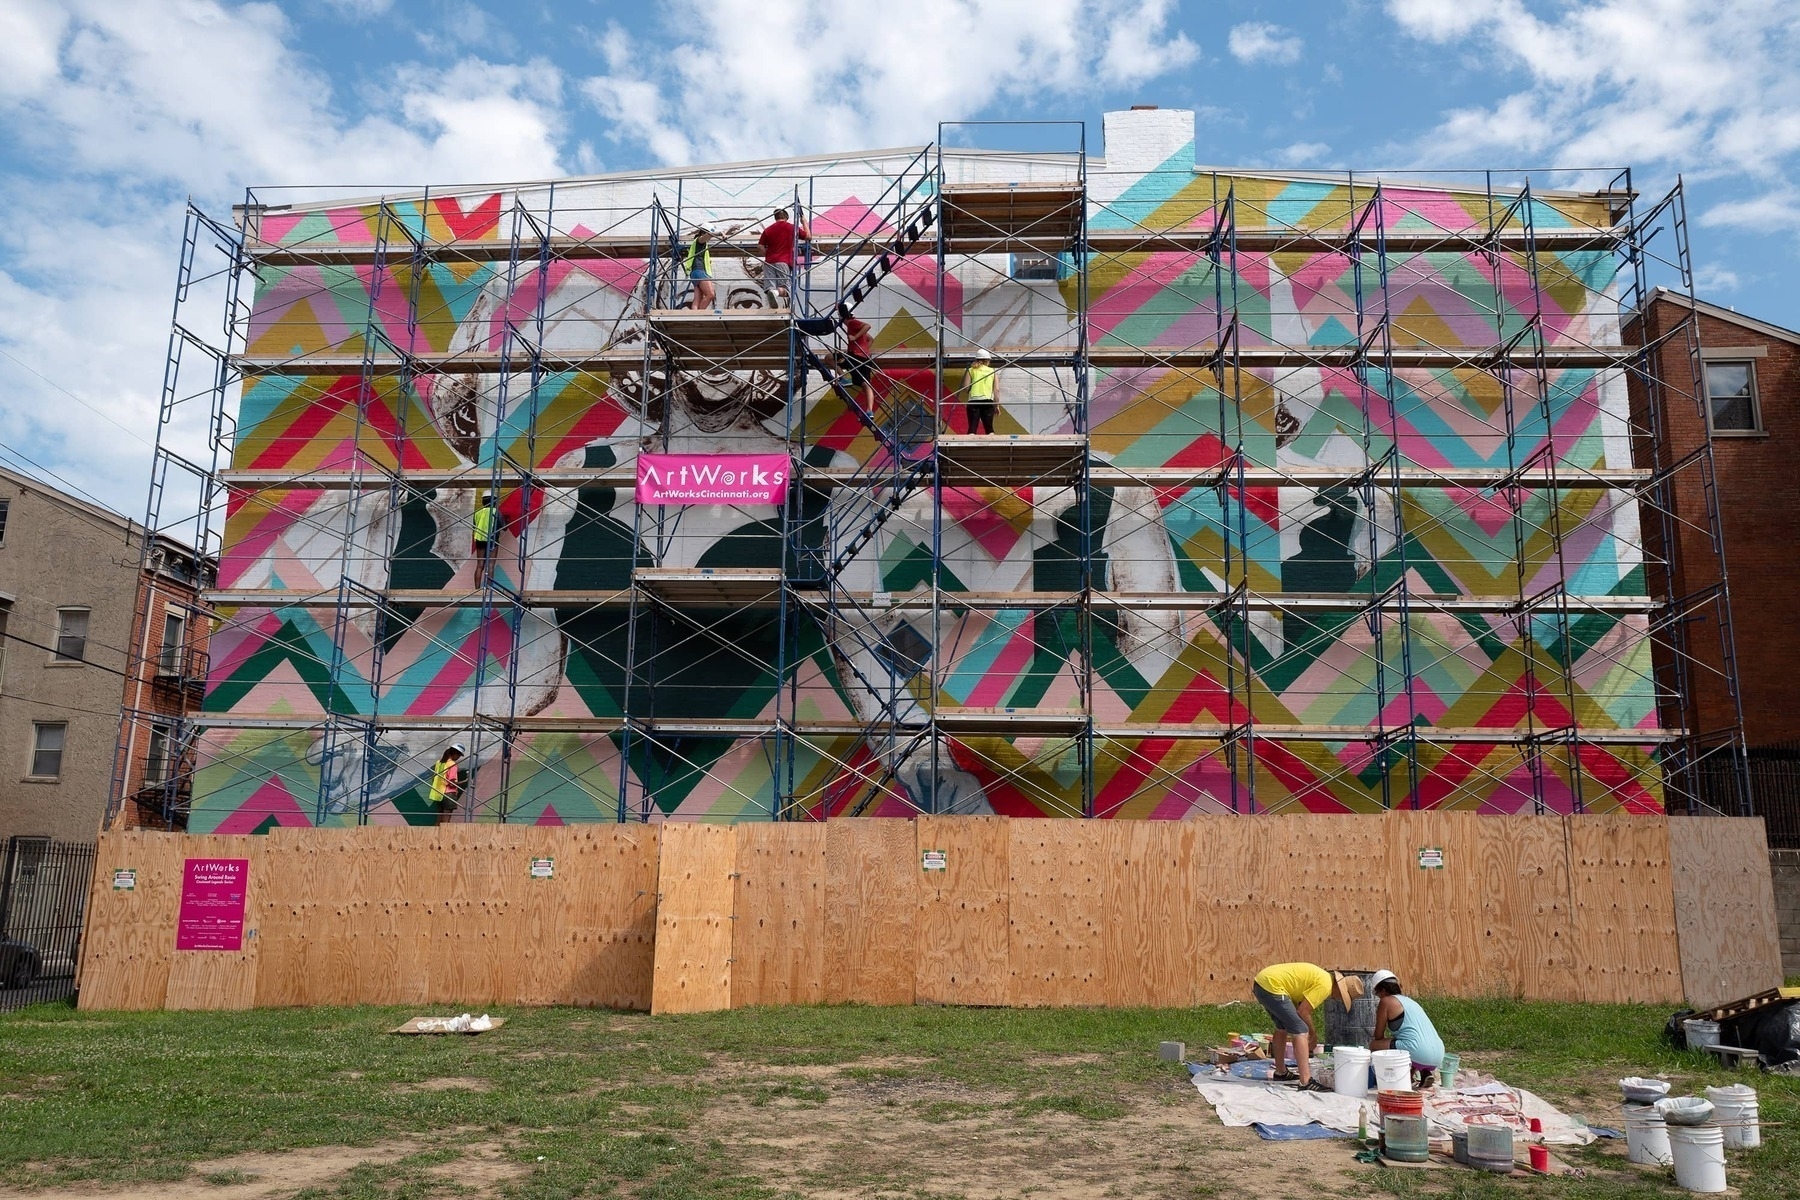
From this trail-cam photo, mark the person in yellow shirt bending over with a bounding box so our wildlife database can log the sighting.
[1251,962,1364,1091]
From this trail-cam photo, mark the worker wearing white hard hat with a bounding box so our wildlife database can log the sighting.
[1368,969,1447,1087]
[429,744,467,826]
[965,348,998,434]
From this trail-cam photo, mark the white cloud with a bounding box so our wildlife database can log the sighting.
[581,0,1198,166]
[324,0,393,15]
[1274,141,1332,166]
[1701,191,1800,231]
[1692,263,1742,294]
[1228,21,1302,65]
[0,0,571,514]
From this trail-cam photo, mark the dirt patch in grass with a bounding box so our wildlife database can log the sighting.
[715,1062,1373,1200]
[422,1141,528,1191]
[0,1143,419,1200]
[397,1076,494,1093]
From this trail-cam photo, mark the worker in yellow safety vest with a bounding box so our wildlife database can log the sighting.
[472,493,499,587]
[685,227,716,312]
[428,743,466,825]
[965,347,998,434]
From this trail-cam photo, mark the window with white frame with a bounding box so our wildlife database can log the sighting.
[158,611,185,675]
[144,723,172,787]
[53,608,89,662]
[0,496,10,546]
[1010,252,1060,281]
[1705,360,1761,433]
[30,722,66,779]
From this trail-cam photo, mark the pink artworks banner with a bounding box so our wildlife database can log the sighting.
[175,858,250,951]
[636,454,790,506]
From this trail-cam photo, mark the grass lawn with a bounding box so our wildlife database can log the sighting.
[0,997,1794,1199]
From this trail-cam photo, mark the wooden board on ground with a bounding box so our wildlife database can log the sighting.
[651,823,736,1014]
[1668,816,1783,1010]
[390,1016,509,1034]
[732,823,828,1007]
[916,815,1011,1005]
[823,819,917,1006]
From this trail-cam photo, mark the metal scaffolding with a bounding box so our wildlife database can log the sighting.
[107,124,1752,828]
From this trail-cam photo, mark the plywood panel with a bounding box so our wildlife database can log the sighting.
[1102,821,1191,1007]
[1189,816,1273,1004]
[916,816,1011,1006]
[1007,821,1106,1007]
[651,823,736,1014]
[165,836,268,1010]
[732,823,828,1007]
[1384,812,1484,995]
[823,819,917,1005]
[1477,817,1577,1000]
[565,826,659,1010]
[1667,816,1783,1010]
[78,832,184,1010]
[1281,816,1391,974]
[1567,815,1684,1004]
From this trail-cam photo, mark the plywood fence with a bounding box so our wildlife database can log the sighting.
[78,815,1780,1013]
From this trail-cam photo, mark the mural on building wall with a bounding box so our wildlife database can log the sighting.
[190,146,1659,829]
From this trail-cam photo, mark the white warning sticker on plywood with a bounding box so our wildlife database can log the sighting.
[529,857,555,879]
[1416,846,1444,869]
[921,848,948,871]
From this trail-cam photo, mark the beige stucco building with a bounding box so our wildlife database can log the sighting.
[0,466,210,843]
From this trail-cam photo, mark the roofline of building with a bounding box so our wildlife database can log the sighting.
[241,142,1624,217]
[0,462,211,564]
[1652,286,1800,348]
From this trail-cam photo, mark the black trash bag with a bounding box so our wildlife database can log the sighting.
[1722,1001,1800,1069]
[1664,1009,1697,1049]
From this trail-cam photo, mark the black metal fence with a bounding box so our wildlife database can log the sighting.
[0,837,96,1012]
[1692,743,1800,849]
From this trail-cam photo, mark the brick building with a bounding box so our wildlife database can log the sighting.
[0,465,213,841]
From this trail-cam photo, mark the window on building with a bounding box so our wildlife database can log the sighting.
[1705,360,1761,433]
[0,601,9,692]
[29,723,66,779]
[158,611,185,675]
[144,724,172,787]
[53,608,89,662]
[1010,252,1060,281]
[0,496,9,546]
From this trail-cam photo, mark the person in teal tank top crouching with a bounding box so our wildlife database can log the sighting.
[1369,969,1446,1088]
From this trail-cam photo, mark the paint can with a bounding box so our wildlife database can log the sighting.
[1668,1123,1727,1193]
[1332,1046,1372,1098]
[1704,1084,1760,1149]
[1382,1114,1430,1163]
[1683,1019,1722,1051]
[1624,1103,1673,1166]
[1465,1123,1515,1174]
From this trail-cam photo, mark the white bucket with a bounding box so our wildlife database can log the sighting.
[1683,1019,1722,1050]
[1704,1084,1761,1149]
[1371,1048,1412,1092]
[1333,1046,1372,1098]
[1668,1123,1727,1193]
[1624,1104,1672,1166]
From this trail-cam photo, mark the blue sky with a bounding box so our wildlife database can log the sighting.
[2,0,1798,515]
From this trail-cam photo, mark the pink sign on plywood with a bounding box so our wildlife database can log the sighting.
[175,858,250,951]
[636,454,789,506]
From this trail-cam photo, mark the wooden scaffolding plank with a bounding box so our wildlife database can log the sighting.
[1007,820,1106,1007]
[1667,816,1783,1011]
[935,435,1085,487]
[634,568,786,606]
[1101,821,1193,1007]
[916,815,1012,1006]
[823,819,918,1006]
[732,823,829,1007]
[651,823,737,1014]
[1566,815,1684,1004]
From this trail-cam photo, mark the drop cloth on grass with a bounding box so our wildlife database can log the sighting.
[1188,1062,1595,1145]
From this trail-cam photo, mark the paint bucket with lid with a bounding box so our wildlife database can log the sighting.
[1381,1114,1430,1163]
[1372,1048,1412,1092]
[1704,1084,1760,1149]
[1624,1104,1673,1166]
[1668,1123,1727,1193]
[1465,1123,1515,1174]
[1332,1046,1372,1098]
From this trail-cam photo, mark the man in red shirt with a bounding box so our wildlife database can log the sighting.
[757,208,809,307]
